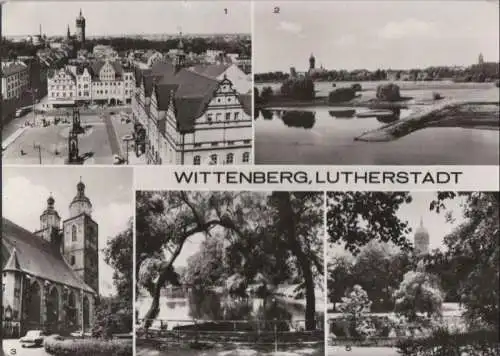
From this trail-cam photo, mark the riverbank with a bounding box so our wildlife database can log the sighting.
[257,96,413,110]
[355,101,500,142]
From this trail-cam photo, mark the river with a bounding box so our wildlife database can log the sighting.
[255,81,499,165]
[136,288,325,331]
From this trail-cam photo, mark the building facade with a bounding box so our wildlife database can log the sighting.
[132,57,252,165]
[1,61,30,100]
[2,181,98,338]
[47,59,134,107]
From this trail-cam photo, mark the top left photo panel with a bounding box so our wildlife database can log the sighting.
[1,1,253,166]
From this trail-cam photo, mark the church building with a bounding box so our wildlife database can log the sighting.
[414,218,430,256]
[2,180,98,338]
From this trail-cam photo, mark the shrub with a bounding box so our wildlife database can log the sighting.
[328,88,356,103]
[351,83,362,92]
[280,77,315,100]
[44,335,133,356]
[376,83,401,101]
[395,328,500,356]
[432,92,443,100]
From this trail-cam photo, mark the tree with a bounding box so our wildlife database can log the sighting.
[393,270,444,322]
[327,192,413,255]
[103,219,133,299]
[280,77,315,100]
[429,192,499,329]
[338,285,375,338]
[328,255,354,312]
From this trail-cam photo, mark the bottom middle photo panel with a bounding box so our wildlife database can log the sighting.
[135,191,326,356]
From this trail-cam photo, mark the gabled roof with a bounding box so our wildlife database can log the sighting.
[1,62,28,76]
[1,218,95,294]
[238,93,252,116]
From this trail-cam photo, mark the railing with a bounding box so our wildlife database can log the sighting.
[136,318,324,348]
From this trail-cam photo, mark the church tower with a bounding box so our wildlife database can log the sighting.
[39,195,62,247]
[478,53,484,65]
[414,217,430,256]
[67,24,71,41]
[174,32,186,73]
[75,9,86,44]
[309,53,316,71]
[62,179,99,295]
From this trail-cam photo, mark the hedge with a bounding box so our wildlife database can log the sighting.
[396,329,500,356]
[44,335,132,356]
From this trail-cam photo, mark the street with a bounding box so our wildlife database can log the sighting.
[2,339,50,356]
[327,346,400,356]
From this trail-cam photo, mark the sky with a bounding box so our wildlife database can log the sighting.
[2,1,251,37]
[329,191,466,257]
[2,166,133,297]
[255,0,499,72]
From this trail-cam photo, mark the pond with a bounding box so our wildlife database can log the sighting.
[136,288,324,331]
[254,106,499,165]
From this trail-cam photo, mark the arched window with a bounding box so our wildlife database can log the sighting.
[210,154,218,165]
[72,225,77,241]
[193,155,201,165]
[242,152,250,163]
[70,255,75,265]
[226,153,234,164]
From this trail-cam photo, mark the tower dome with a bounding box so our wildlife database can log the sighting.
[69,179,92,217]
[40,194,61,241]
[414,217,430,255]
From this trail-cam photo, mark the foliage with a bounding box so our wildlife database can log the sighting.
[351,83,362,91]
[376,83,401,101]
[92,296,133,337]
[393,270,444,322]
[395,328,500,356]
[429,192,499,329]
[103,219,133,300]
[280,77,315,100]
[328,88,356,103]
[327,192,413,255]
[44,335,132,356]
[327,255,354,311]
[338,285,375,338]
[261,86,274,102]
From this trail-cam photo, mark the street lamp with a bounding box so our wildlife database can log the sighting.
[122,134,134,164]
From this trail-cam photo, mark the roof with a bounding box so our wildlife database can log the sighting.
[90,60,124,80]
[1,61,28,77]
[238,93,252,115]
[189,63,230,79]
[1,218,95,294]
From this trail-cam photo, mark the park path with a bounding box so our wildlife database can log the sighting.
[103,114,123,158]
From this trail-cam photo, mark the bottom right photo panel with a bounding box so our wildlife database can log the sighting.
[326,191,499,356]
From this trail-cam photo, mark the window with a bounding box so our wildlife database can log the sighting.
[234,112,239,120]
[216,113,221,121]
[210,154,218,165]
[211,142,219,147]
[225,112,231,121]
[242,152,250,163]
[226,153,234,164]
[72,225,77,241]
[193,155,201,165]
[70,255,76,265]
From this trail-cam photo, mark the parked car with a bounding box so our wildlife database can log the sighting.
[20,330,46,347]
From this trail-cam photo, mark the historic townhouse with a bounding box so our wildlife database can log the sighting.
[2,181,98,338]
[47,59,134,107]
[132,58,252,165]
[1,61,30,100]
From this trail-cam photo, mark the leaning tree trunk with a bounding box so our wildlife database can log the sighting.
[143,263,172,329]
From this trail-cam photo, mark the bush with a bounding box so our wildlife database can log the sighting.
[395,328,500,356]
[44,335,133,356]
[432,92,444,100]
[351,83,362,92]
[328,88,356,103]
[280,77,315,100]
[376,83,401,101]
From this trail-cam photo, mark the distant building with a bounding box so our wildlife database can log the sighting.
[309,53,316,71]
[1,61,29,100]
[93,45,117,59]
[75,9,86,44]
[188,63,251,94]
[478,53,484,65]
[290,67,297,78]
[386,70,399,81]
[136,50,164,69]
[414,218,430,255]
[2,181,98,338]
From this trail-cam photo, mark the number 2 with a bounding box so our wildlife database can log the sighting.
[224,8,228,14]
[273,6,280,14]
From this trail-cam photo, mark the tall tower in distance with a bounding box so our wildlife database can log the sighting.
[478,53,484,65]
[414,217,430,256]
[174,31,186,72]
[309,53,316,71]
[62,179,99,295]
[39,195,62,247]
[76,8,86,44]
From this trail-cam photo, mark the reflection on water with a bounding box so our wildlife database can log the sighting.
[254,106,499,165]
[328,109,356,118]
[137,288,322,331]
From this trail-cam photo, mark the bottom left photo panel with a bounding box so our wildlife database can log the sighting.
[1,166,133,356]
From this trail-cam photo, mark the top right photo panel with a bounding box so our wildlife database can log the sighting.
[253,1,499,165]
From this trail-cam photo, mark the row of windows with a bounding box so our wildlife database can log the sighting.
[77,84,90,89]
[207,111,240,123]
[193,139,251,148]
[193,152,250,165]
[51,92,74,97]
[5,73,28,82]
[51,85,74,90]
